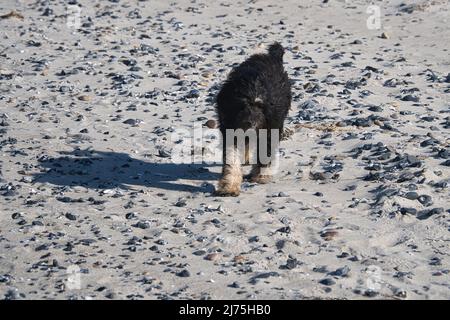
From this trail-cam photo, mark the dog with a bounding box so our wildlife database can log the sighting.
[215,42,292,196]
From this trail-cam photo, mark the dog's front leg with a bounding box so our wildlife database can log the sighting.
[215,145,242,196]
[249,164,272,184]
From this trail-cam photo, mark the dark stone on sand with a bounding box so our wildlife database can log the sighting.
[319,278,336,286]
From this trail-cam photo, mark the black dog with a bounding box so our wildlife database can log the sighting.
[215,42,291,196]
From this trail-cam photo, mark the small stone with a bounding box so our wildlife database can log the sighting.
[394,288,407,298]
[65,213,77,221]
[185,89,200,99]
[429,257,442,266]
[125,212,137,219]
[204,253,220,261]
[319,278,336,286]
[276,226,291,234]
[35,244,50,251]
[78,95,91,102]
[193,250,206,256]
[400,207,417,215]
[11,212,23,220]
[337,252,350,258]
[417,194,432,206]
[175,199,187,207]
[401,95,419,102]
[201,71,213,78]
[123,118,142,126]
[329,265,350,277]
[403,191,419,200]
[155,239,167,245]
[417,207,444,220]
[275,240,286,250]
[320,229,338,241]
[233,255,246,263]
[176,269,191,277]
[205,119,217,129]
[313,266,329,273]
[134,221,150,229]
[368,105,383,112]
[380,32,389,39]
[0,274,11,283]
[158,149,171,158]
[281,257,300,270]
[364,289,379,297]
[249,272,280,284]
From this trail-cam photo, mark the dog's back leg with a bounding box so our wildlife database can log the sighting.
[215,136,242,196]
[249,128,279,184]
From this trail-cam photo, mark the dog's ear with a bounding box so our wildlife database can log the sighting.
[268,42,284,60]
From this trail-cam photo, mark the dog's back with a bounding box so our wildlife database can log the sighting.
[216,42,291,131]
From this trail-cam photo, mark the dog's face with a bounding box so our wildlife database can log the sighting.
[234,104,265,130]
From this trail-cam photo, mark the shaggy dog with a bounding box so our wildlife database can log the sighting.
[215,42,292,196]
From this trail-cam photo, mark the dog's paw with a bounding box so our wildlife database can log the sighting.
[214,187,240,197]
[249,174,272,184]
[215,181,241,196]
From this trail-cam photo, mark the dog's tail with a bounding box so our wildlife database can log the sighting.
[268,42,284,61]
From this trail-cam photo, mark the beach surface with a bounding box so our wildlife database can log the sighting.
[0,0,449,299]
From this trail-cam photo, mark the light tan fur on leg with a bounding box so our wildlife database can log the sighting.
[244,141,253,165]
[249,164,272,184]
[215,147,242,196]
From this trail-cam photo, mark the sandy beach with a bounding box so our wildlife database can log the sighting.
[0,0,449,299]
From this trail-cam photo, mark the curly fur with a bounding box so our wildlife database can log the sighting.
[215,42,292,196]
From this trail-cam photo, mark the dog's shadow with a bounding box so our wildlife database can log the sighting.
[32,149,218,193]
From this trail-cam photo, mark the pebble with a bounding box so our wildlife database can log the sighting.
[417,195,433,206]
[364,290,379,297]
[125,212,137,220]
[249,272,280,284]
[417,207,444,220]
[401,95,420,102]
[205,119,217,129]
[193,250,207,256]
[204,253,220,261]
[394,288,407,298]
[123,119,142,126]
[319,278,336,286]
[281,257,301,270]
[134,221,151,229]
[65,212,77,221]
[320,230,338,241]
[78,95,91,102]
[403,191,419,200]
[400,207,417,215]
[176,270,191,277]
[329,266,350,277]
